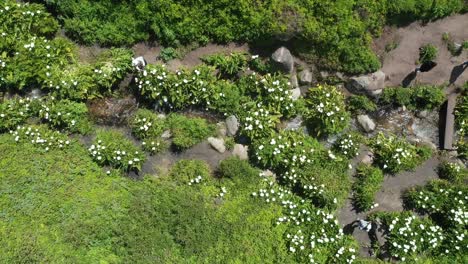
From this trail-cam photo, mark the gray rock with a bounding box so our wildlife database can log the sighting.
[217,122,227,137]
[27,88,44,99]
[284,116,303,130]
[290,74,299,88]
[261,170,276,180]
[347,70,385,97]
[360,151,374,165]
[271,47,294,73]
[298,69,313,84]
[161,130,172,139]
[132,56,146,71]
[232,144,248,160]
[357,115,376,133]
[291,87,301,101]
[225,115,239,136]
[208,137,226,153]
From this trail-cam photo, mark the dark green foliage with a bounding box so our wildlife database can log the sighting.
[203,52,248,78]
[438,161,467,183]
[39,99,92,134]
[169,159,211,185]
[0,97,38,132]
[159,47,179,62]
[353,164,384,211]
[380,85,445,110]
[167,114,216,150]
[347,95,377,115]
[419,43,438,64]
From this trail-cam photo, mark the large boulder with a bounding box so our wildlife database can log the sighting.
[357,114,376,133]
[232,144,248,160]
[347,70,385,97]
[225,115,239,136]
[271,47,294,73]
[208,137,226,153]
[87,97,137,125]
[298,69,313,85]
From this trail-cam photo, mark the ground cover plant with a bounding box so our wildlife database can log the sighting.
[437,161,467,183]
[89,129,146,171]
[380,85,446,110]
[370,133,432,174]
[352,164,384,211]
[130,108,168,154]
[167,114,216,150]
[346,95,377,115]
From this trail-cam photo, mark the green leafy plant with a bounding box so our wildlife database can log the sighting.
[370,133,431,174]
[380,85,445,110]
[167,114,215,150]
[0,97,38,132]
[419,44,438,64]
[159,47,179,62]
[353,164,384,211]
[437,161,467,183]
[333,133,363,159]
[347,95,377,115]
[169,159,211,185]
[9,125,72,152]
[39,99,92,134]
[202,52,248,78]
[89,129,145,171]
[304,84,350,136]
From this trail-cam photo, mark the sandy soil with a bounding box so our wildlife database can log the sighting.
[374,13,468,88]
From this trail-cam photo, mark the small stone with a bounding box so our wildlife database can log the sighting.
[161,130,172,139]
[290,74,299,88]
[208,137,226,153]
[360,151,374,165]
[347,70,385,97]
[298,69,313,84]
[357,115,376,133]
[291,87,301,101]
[225,115,239,136]
[217,122,227,137]
[271,47,294,73]
[232,144,248,160]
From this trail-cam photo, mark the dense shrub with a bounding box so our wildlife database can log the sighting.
[239,102,281,141]
[211,80,247,116]
[437,161,467,183]
[346,95,377,115]
[203,52,248,78]
[130,109,168,154]
[158,47,179,62]
[370,133,431,174]
[169,159,211,185]
[9,125,71,152]
[419,43,438,64]
[333,133,363,159]
[353,164,384,211]
[380,85,445,110]
[0,97,38,132]
[38,99,91,134]
[167,114,215,150]
[304,85,350,136]
[89,129,145,171]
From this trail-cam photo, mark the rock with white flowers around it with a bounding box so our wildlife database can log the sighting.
[132,56,146,71]
[291,87,301,101]
[161,130,172,139]
[357,114,376,133]
[217,122,227,137]
[298,69,313,85]
[232,144,248,160]
[290,74,299,88]
[225,115,239,136]
[208,137,226,153]
[360,151,374,165]
[271,47,294,73]
[347,70,385,97]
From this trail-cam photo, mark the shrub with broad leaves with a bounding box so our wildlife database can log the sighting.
[352,164,384,211]
[39,99,91,134]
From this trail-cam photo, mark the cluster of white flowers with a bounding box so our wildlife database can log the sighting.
[10,126,70,151]
[188,175,203,186]
[0,58,5,68]
[88,140,106,161]
[39,105,75,126]
[253,179,356,262]
[217,186,227,197]
[142,140,160,152]
[335,134,360,158]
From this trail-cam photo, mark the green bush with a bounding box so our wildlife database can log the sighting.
[0,97,38,132]
[38,99,91,134]
[333,133,363,159]
[203,52,248,78]
[9,125,72,152]
[159,47,179,62]
[353,164,384,211]
[211,80,247,116]
[380,85,445,110]
[167,114,215,150]
[347,95,377,115]
[89,129,145,171]
[169,159,211,185]
[419,43,438,64]
[438,161,467,183]
[304,84,350,136]
[370,132,431,174]
[130,109,166,140]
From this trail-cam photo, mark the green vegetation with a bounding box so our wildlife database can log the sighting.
[347,95,378,115]
[380,85,446,110]
[39,99,92,134]
[353,164,384,211]
[89,129,146,171]
[167,114,216,150]
[333,133,363,159]
[438,161,467,183]
[158,47,179,62]
[203,52,248,78]
[419,43,439,63]
[370,133,432,174]
[304,84,350,137]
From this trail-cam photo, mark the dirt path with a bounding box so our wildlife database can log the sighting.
[337,156,440,257]
[374,14,468,87]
